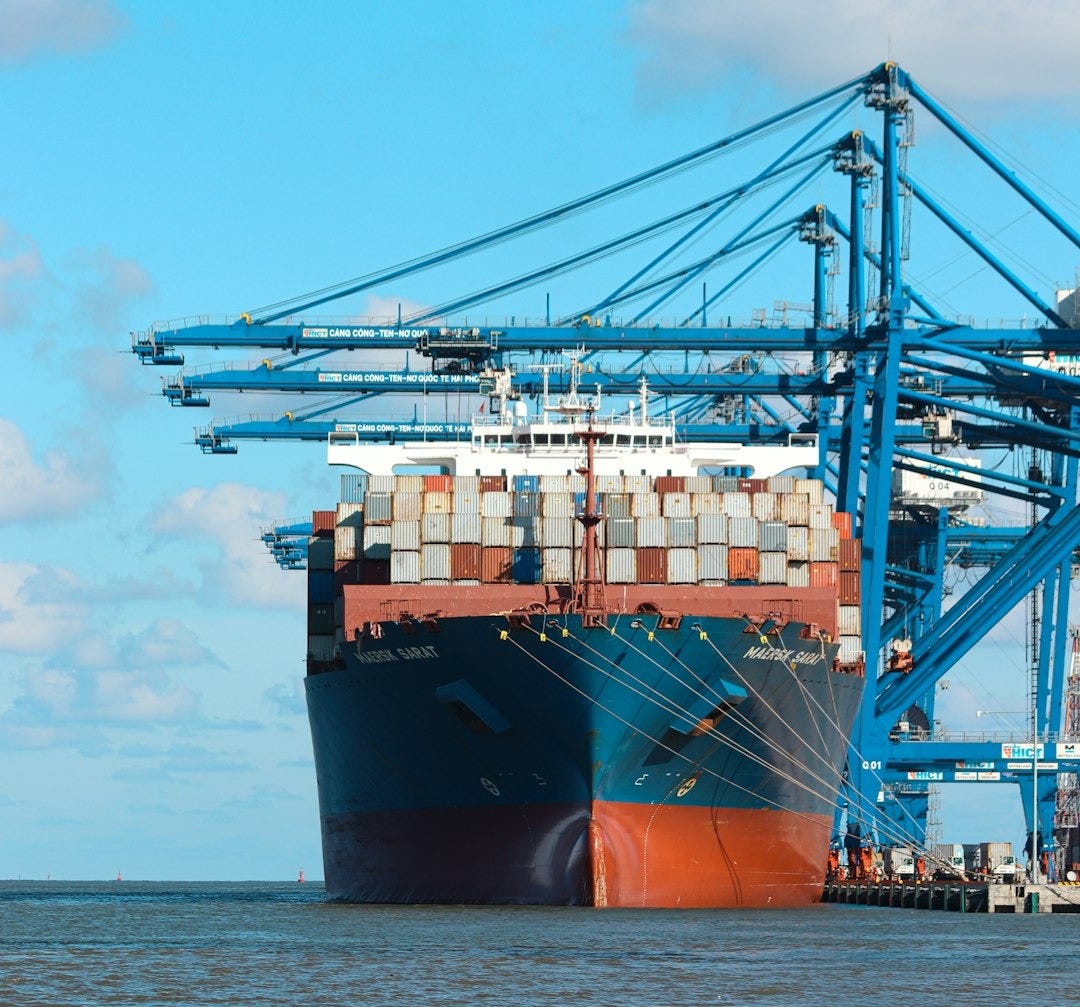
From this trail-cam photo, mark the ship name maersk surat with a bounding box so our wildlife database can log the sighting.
[304,369,865,908]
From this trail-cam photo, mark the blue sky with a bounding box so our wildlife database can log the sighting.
[1,0,1078,880]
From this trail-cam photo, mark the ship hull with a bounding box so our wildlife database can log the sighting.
[306,612,863,907]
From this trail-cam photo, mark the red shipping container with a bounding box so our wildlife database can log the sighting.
[360,559,390,585]
[809,561,838,587]
[738,478,767,495]
[451,543,482,580]
[480,475,506,493]
[334,559,362,589]
[312,510,336,536]
[654,476,686,495]
[424,474,453,492]
[839,538,861,573]
[832,511,853,538]
[839,570,861,606]
[636,546,667,584]
[728,546,760,581]
[481,546,513,583]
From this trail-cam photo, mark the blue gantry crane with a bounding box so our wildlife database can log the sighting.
[133,62,1080,874]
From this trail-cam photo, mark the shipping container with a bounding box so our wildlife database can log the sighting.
[480,475,506,493]
[728,547,760,582]
[698,544,728,581]
[569,473,586,494]
[662,492,692,517]
[308,634,337,663]
[512,474,540,494]
[809,527,840,562]
[333,559,362,590]
[307,537,335,571]
[451,510,482,544]
[832,510,853,539]
[839,570,861,606]
[636,516,666,548]
[453,475,480,494]
[691,491,723,515]
[595,473,622,494]
[541,515,572,549]
[786,525,810,561]
[390,520,421,551]
[423,491,453,514]
[334,524,360,562]
[839,537,860,572]
[312,510,336,536]
[391,550,421,583]
[808,503,833,529]
[808,561,838,587]
[623,474,650,494]
[838,604,861,636]
[666,548,697,584]
[727,516,759,548]
[752,492,779,521]
[759,520,788,553]
[667,516,697,548]
[452,491,480,514]
[606,547,637,584]
[541,547,573,583]
[481,516,514,548]
[795,478,824,504]
[360,558,391,585]
[512,492,540,517]
[451,543,481,580]
[512,547,541,583]
[759,551,788,585]
[631,492,660,517]
[513,515,542,548]
[307,571,334,603]
[786,559,810,587]
[424,474,452,493]
[336,501,363,527]
[539,474,569,493]
[712,475,740,492]
[340,473,369,504]
[607,516,636,549]
[837,636,863,664]
[364,492,393,524]
[573,518,605,549]
[654,475,685,495]
[482,546,514,583]
[422,512,452,544]
[779,492,811,526]
[361,524,391,561]
[685,476,712,494]
[395,474,424,494]
[421,543,452,581]
[636,546,667,584]
[721,492,752,518]
[481,491,511,517]
[696,512,728,544]
[368,474,394,493]
[766,475,796,495]
[309,602,335,634]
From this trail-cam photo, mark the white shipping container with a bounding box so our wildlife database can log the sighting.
[336,501,363,527]
[569,473,586,494]
[452,491,480,514]
[362,523,391,560]
[838,604,862,636]
[423,491,452,514]
[780,493,811,526]
[786,526,810,561]
[795,478,825,505]
[395,474,424,494]
[422,512,451,543]
[393,492,422,521]
[759,551,788,584]
[542,492,574,518]
[623,474,650,494]
[666,548,698,584]
[422,543,452,580]
[809,527,840,562]
[391,520,421,551]
[334,524,359,562]
[759,520,787,553]
[368,474,394,493]
[542,547,573,583]
[727,516,759,548]
[721,492,752,518]
[637,516,667,547]
[542,516,572,548]
[786,559,810,587]
[307,538,335,571]
[452,475,480,494]
[837,636,863,664]
[766,475,796,494]
[596,474,623,493]
[482,516,514,547]
[364,492,393,524]
[573,519,605,548]
[606,547,637,583]
[686,476,712,494]
[691,491,723,515]
[390,550,421,583]
[698,544,728,581]
[696,512,728,544]
[513,516,542,548]
[662,492,692,517]
[667,516,697,547]
[539,474,569,493]
[451,510,482,543]
[631,492,660,517]
[603,493,632,518]
[481,492,511,517]
[752,492,779,521]
[809,503,834,529]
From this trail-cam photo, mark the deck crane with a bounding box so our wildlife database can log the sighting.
[133,61,1080,876]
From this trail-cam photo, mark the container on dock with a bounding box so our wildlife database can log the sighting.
[666,548,697,584]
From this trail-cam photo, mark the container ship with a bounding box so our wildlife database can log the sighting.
[304,367,865,907]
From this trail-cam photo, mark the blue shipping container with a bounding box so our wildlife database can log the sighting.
[512,547,542,583]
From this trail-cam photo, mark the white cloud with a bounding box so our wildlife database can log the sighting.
[0,0,126,63]
[151,482,306,609]
[626,1,1080,107]
[0,417,102,523]
[0,561,86,652]
[68,245,155,333]
[0,222,46,327]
